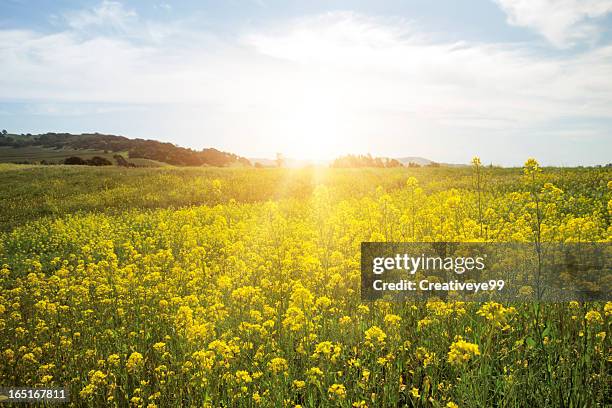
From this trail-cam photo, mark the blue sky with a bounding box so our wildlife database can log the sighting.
[1,0,611,165]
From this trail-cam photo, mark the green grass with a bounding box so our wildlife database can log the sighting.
[0,165,418,231]
[0,145,171,168]
[127,158,171,167]
[0,164,608,233]
[0,146,121,163]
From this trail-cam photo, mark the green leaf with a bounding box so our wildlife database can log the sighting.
[526,337,536,348]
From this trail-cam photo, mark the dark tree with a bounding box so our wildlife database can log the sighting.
[114,154,134,167]
[331,154,405,168]
[64,156,86,165]
[3,132,251,167]
[86,156,112,166]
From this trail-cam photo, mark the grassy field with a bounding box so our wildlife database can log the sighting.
[0,146,168,167]
[0,146,119,163]
[0,164,496,231]
[0,163,610,407]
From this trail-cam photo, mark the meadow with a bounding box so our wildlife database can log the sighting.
[0,161,610,407]
[0,146,120,164]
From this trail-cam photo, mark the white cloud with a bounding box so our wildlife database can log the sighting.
[494,0,612,48]
[243,13,612,121]
[3,10,612,118]
[0,7,611,163]
[63,0,137,31]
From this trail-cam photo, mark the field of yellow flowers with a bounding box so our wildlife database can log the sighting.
[0,160,610,407]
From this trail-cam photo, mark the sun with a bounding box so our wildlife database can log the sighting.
[270,84,352,161]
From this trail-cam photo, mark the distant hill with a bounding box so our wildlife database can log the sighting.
[0,132,251,167]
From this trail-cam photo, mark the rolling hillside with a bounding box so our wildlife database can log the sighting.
[0,132,251,167]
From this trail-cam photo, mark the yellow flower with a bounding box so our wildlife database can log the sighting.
[604,302,612,317]
[79,384,95,399]
[153,342,166,352]
[22,353,37,364]
[126,352,144,373]
[339,316,352,325]
[289,284,314,310]
[477,302,516,328]
[252,392,261,404]
[282,307,307,332]
[585,310,603,325]
[416,347,436,368]
[235,370,252,384]
[175,305,194,329]
[316,296,332,310]
[357,304,370,315]
[328,384,346,399]
[447,402,459,408]
[312,341,341,362]
[306,367,323,383]
[410,387,420,398]
[524,158,541,175]
[448,339,480,365]
[107,354,120,366]
[89,370,107,386]
[3,349,14,362]
[417,318,436,331]
[267,357,288,375]
[208,340,238,360]
[384,314,401,326]
[406,176,419,188]
[364,326,387,347]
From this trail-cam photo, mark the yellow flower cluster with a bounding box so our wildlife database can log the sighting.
[0,163,610,406]
[477,302,516,329]
[126,352,144,373]
[328,383,346,399]
[448,338,481,365]
[364,326,387,347]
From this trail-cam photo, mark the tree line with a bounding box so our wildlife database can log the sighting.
[0,132,251,167]
[330,154,439,168]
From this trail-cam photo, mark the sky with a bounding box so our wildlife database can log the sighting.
[1,0,611,166]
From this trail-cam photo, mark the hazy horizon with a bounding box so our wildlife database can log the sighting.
[1,0,612,166]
